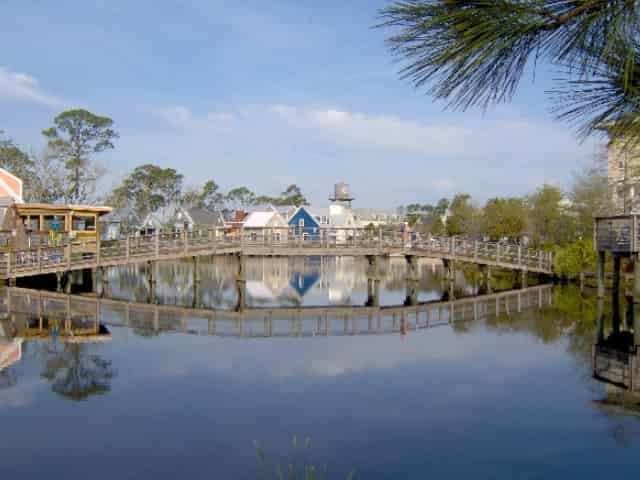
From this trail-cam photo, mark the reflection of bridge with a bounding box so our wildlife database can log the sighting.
[3,285,552,338]
[2,230,553,284]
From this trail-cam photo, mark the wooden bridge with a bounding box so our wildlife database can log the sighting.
[2,284,552,339]
[1,228,553,282]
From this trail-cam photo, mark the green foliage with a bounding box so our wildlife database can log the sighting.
[527,184,574,247]
[553,239,597,279]
[254,436,357,480]
[446,193,479,236]
[182,179,224,210]
[107,164,184,221]
[379,0,640,145]
[256,184,310,207]
[570,159,612,237]
[482,197,526,241]
[226,186,257,210]
[42,109,118,203]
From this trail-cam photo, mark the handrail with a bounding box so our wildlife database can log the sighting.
[0,229,554,279]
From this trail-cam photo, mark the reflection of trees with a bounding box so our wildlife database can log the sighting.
[0,368,17,390]
[40,343,115,401]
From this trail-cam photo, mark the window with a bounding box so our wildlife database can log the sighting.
[72,216,96,231]
[250,232,257,241]
[43,215,65,232]
[274,232,281,241]
[321,216,328,224]
[298,219,304,227]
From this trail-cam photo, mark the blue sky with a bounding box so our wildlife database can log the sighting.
[1,0,600,208]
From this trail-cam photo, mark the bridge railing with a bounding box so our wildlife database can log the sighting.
[0,228,553,278]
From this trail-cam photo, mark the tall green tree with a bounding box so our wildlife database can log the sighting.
[527,184,575,246]
[483,197,527,241]
[225,186,256,210]
[42,109,118,203]
[181,180,224,210]
[379,1,640,145]
[107,164,183,221]
[570,158,612,238]
[276,184,309,207]
[446,193,479,236]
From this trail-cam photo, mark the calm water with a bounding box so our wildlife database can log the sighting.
[1,256,639,479]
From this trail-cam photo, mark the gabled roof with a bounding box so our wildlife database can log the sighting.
[244,210,286,228]
[179,207,223,226]
[288,206,321,226]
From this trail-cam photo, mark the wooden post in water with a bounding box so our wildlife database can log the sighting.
[597,251,606,298]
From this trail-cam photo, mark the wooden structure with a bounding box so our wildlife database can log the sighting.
[5,203,111,250]
[0,229,553,282]
[595,215,640,300]
[3,284,552,338]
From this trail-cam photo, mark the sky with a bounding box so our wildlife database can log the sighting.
[0,0,602,208]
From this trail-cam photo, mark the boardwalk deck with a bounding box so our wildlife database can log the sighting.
[0,229,553,280]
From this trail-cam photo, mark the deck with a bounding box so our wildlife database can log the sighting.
[0,229,553,280]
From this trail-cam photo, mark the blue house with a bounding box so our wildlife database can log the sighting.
[288,206,321,240]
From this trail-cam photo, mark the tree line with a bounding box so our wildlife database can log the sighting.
[401,159,611,280]
[0,109,309,224]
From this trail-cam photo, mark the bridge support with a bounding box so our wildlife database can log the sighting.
[147,261,157,304]
[478,265,492,295]
[514,269,528,289]
[597,251,606,299]
[633,254,640,304]
[405,255,419,281]
[236,254,247,312]
[366,278,380,307]
[365,255,381,307]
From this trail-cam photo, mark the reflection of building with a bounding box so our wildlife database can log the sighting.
[592,298,640,413]
[0,339,22,371]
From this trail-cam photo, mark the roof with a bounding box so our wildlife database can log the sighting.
[15,203,112,215]
[184,207,223,225]
[244,211,280,228]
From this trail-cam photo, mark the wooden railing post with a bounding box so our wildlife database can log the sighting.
[517,245,521,266]
[95,235,101,266]
[473,241,478,260]
[538,250,543,270]
[378,228,382,249]
[125,235,130,260]
[37,246,42,272]
[496,243,501,263]
[65,242,71,269]
[155,232,160,258]
[183,229,188,255]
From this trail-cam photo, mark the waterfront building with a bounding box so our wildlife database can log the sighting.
[242,209,288,241]
[288,206,322,240]
[608,140,640,213]
[174,206,225,233]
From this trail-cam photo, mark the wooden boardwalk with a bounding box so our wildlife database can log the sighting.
[3,284,552,339]
[1,229,553,281]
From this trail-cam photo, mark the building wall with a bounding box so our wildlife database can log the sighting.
[0,169,23,203]
[288,208,321,238]
[608,142,640,213]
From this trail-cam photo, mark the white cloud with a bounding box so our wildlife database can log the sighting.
[141,103,597,206]
[270,105,472,155]
[0,66,65,108]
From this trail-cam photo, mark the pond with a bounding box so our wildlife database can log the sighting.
[0,256,638,479]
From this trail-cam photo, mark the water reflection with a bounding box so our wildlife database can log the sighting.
[2,257,640,479]
[592,293,640,416]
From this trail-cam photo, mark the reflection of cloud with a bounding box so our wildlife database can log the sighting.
[0,377,41,409]
[138,325,560,382]
[0,66,65,107]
